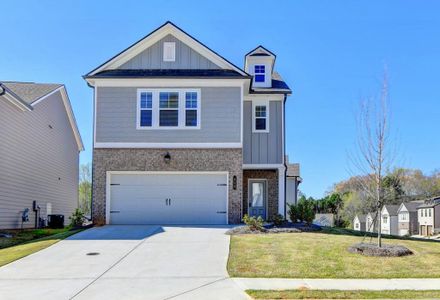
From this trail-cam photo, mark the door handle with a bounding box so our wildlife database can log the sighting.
[165,198,168,205]
[169,198,171,206]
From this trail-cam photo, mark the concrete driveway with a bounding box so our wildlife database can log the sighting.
[0,225,248,300]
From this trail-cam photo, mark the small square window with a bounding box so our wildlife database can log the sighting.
[255,118,266,130]
[140,92,152,109]
[254,65,265,83]
[160,92,179,108]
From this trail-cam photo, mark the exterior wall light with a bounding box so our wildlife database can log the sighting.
[233,175,237,190]
[164,152,171,164]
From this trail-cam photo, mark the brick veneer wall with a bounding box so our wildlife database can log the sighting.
[92,148,243,225]
[242,169,279,220]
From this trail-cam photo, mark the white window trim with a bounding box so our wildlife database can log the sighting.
[254,65,266,83]
[136,88,201,130]
[252,100,269,133]
[163,42,176,62]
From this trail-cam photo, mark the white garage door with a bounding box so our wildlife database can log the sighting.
[108,173,228,225]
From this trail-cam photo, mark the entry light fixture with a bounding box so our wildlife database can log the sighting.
[164,152,171,164]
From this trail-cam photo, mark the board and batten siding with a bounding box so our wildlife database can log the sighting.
[0,92,79,229]
[119,34,220,70]
[95,87,241,143]
[243,101,283,164]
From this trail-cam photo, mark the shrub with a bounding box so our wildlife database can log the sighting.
[242,214,264,231]
[288,203,300,223]
[288,198,316,225]
[269,214,286,227]
[69,208,86,228]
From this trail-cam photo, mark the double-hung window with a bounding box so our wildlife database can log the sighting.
[139,92,152,127]
[159,92,179,127]
[137,89,200,129]
[252,100,269,132]
[254,65,265,82]
[185,92,198,127]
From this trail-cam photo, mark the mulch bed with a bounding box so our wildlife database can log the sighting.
[226,223,321,235]
[348,242,413,257]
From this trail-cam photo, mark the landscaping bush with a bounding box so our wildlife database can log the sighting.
[269,214,286,227]
[242,214,264,231]
[69,208,86,228]
[288,198,316,225]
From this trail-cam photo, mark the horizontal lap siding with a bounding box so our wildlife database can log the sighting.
[243,101,282,164]
[0,92,79,229]
[119,34,220,70]
[96,87,241,143]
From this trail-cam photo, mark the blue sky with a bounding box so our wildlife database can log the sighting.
[1,0,439,198]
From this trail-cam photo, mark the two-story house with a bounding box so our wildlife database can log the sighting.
[397,201,421,236]
[84,22,292,225]
[381,204,399,235]
[417,196,440,236]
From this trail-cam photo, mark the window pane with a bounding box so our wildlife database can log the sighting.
[255,106,266,117]
[256,118,266,130]
[255,74,265,82]
[159,92,179,108]
[140,110,152,127]
[140,92,152,109]
[251,182,264,207]
[185,110,197,126]
[185,92,197,108]
[159,110,178,126]
[255,65,265,74]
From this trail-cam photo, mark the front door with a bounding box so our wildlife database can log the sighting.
[248,180,266,219]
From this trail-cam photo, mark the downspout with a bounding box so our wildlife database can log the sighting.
[283,94,287,219]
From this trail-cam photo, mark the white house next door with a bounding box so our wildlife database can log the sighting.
[108,172,228,225]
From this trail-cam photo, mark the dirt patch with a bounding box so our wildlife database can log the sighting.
[348,243,413,257]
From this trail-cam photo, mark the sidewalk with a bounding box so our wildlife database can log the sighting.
[233,278,440,291]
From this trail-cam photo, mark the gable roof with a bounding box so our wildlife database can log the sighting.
[383,204,400,216]
[245,45,276,58]
[355,214,366,222]
[85,21,248,78]
[400,201,423,213]
[87,69,246,79]
[0,81,84,151]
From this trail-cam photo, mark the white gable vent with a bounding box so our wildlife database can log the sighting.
[163,42,176,62]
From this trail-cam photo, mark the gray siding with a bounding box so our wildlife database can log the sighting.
[96,87,241,143]
[243,101,283,164]
[119,34,220,70]
[0,92,79,229]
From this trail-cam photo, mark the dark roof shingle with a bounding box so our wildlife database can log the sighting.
[0,81,62,104]
[86,69,248,79]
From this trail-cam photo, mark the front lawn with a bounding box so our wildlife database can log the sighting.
[228,232,440,278]
[0,228,82,267]
[247,289,440,299]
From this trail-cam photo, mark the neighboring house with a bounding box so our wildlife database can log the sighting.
[417,196,440,236]
[84,22,292,225]
[0,81,83,229]
[381,205,399,235]
[397,201,421,236]
[353,214,366,231]
[365,212,377,233]
[286,160,301,207]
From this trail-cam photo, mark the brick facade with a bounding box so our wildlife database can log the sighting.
[92,148,243,225]
[242,169,279,220]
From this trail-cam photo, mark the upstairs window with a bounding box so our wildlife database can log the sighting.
[383,216,388,224]
[252,100,269,132]
[139,92,152,127]
[137,89,200,129]
[159,92,179,127]
[185,92,198,127]
[254,65,265,82]
[163,42,176,62]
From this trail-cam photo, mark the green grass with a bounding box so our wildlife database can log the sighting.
[246,289,440,299]
[0,227,73,249]
[228,231,440,278]
[0,229,82,267]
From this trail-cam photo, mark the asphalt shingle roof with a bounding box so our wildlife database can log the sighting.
[383,204,400,216]
[86,69,248,79]
[0,81,62,104]
[250,72,291,94]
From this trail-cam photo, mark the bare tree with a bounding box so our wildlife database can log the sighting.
[349,70,398,247]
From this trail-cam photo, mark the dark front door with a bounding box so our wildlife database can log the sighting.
[248,180,266,219]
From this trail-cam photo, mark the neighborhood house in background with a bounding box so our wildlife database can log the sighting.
[84,22,297,225]
[353,196,440,237]
[0,82,83,229]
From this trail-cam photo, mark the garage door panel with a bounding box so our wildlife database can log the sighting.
[109,173,227,225]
